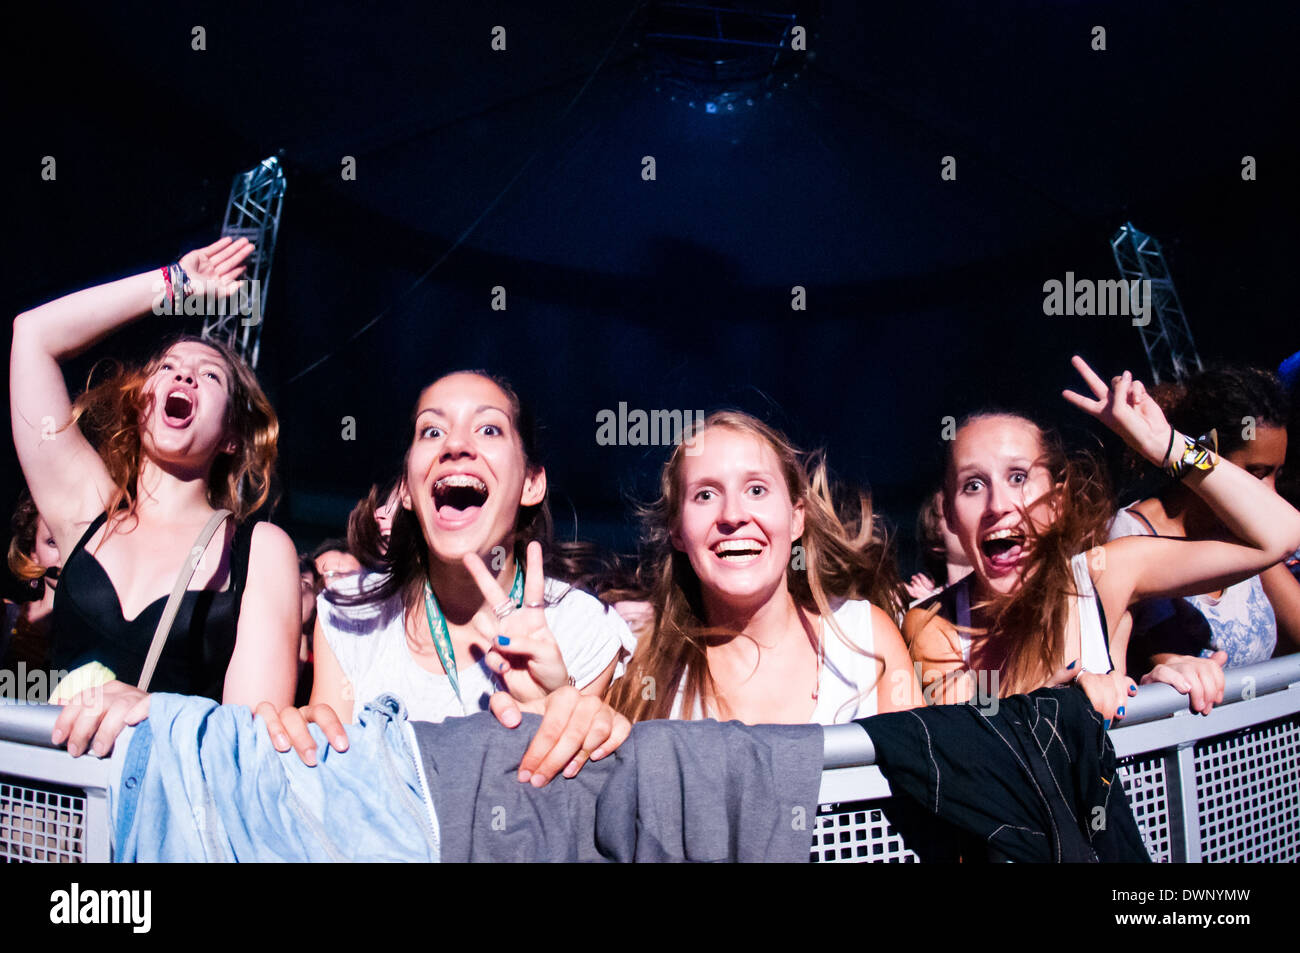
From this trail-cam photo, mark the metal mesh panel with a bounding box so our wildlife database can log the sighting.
[1195,715,1300,862]
[1117,755,1172,863]
[811,801,920,863]
[0,774,86,863]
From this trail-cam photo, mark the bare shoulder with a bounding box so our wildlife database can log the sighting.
[869,603,906,641]
[904,605,963,667]
[248,521,299,571]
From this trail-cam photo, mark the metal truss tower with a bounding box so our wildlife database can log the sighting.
[1110,222,1202,385]
[201,155,286,369]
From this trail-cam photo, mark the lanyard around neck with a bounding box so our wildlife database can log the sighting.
[423,562,525,711]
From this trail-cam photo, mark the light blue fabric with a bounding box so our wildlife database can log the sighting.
[111,693,439,862]
[1188,576,1277,668]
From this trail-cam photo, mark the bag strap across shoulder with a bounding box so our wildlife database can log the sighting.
[136,509,233,692]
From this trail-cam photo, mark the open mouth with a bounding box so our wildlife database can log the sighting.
[162,391,195,425]
[712,539,765,564]
[432,474,489,521]
[980,527,1026,572]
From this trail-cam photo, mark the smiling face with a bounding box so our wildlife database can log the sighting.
[670,426,804,621]
[402,373,546,567]
[138,341,237,469]
[946,416,1058,597]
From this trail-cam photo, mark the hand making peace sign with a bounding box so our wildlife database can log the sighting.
[463,540,570,700]
[1062,355,1175,467]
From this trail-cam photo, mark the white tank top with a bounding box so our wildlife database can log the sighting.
[669,598,882,724]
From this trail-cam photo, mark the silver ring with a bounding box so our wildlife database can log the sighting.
[523,601,546,609]
[491,598,516,620]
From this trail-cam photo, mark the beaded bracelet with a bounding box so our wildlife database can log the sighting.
[159,266,173,313]
[163,262,195,314]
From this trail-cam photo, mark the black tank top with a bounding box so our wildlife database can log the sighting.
[49,512,255,701]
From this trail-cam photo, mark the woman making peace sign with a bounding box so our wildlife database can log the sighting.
[906,357,1300,721]
[260,371,632,784]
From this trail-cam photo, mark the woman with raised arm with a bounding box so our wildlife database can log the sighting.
[259,370,633,786]
[905,357,1300,721]
[11,237,301,757]
[607,411,923,725]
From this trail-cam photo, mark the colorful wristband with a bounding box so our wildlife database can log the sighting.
[1165,429,1219,480]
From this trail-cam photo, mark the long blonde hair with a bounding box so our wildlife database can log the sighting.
[926,412,1114,695]
[606,411,903,722]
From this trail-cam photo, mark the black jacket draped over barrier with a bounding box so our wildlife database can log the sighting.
[856,685,1151,862]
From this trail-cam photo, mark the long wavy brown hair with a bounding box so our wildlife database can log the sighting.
[929,412,1115,695]
[606,411,905,722]
[67,333,278,524]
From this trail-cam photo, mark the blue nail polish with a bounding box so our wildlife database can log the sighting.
[1117,706,1125,718]
[496,635,510,646]
[1103,719,1111,731]
[1067,660,1077,670]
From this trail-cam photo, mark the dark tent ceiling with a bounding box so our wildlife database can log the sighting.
[5,0,1297,558]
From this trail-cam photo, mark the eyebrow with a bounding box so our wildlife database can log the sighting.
[162,353,226,371]
[415,405,509,419]
[686,469,774,487]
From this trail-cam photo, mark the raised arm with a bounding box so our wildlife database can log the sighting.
[10,237,253,552]
[1064,357,1300,612]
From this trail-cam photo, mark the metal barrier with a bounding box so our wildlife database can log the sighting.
[0,702,111,862]
[3,655,1299,863]
[813,655,1300,862]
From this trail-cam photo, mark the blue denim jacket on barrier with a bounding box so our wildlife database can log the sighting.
[111,693,440,862]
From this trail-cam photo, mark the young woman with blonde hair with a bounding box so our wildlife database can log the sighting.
[608,410,922,725]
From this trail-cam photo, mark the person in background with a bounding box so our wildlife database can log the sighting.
[295,554,323,706]
[1108,365,1300,669]
[904,488,973,603]
[312,538,361,591]
[3,492,61,677]
[347,478,403,568]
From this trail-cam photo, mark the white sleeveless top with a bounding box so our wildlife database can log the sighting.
[318,573,628,723]
[669,598,883,724]
[950,552,1113,674]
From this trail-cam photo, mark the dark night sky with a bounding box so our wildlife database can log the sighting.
[4,1,1297,570]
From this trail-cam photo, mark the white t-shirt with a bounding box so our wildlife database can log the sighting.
[318,573,628,723]
[668,598,884,724]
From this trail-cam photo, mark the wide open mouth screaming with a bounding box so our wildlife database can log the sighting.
[433,474,490,519]
[163,391,195,424]
[980,527,1026,572]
